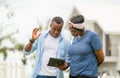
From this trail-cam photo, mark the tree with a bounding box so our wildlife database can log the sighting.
[0,2,25,64]
[0,26,24,60]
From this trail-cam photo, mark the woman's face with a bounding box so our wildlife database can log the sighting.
[69,27,81,37]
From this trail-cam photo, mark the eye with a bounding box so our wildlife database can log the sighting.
[52,28,56,30]
[70,30,75,32]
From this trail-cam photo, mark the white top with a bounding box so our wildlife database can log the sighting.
[39,33,59,76]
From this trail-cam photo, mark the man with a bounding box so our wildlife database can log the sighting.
[24,16,70,78]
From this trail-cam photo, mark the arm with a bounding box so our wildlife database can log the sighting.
[57,41,71,70]
[90,34,105,66]
[25,28,40,52]
[24,40,34,51]
[95,49,105,67]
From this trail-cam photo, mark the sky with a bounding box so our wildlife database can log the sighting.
[0,0,120,42]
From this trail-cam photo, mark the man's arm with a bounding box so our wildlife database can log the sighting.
[95,49,105,67]
[24,28,40,52]
[24,39,34,52]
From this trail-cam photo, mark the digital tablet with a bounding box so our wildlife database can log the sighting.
[47,57,65,67]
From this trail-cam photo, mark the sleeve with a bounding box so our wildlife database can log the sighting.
[23,38,38,55]
[90,34,102,52]
[65,40,71,63]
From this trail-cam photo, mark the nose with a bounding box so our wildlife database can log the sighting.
[55,30,58,34]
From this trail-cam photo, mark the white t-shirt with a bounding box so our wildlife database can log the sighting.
[39,33,59,76]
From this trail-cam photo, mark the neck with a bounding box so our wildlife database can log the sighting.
[78,29,86,38]
[49,31,54,38]
[77,35,81,39]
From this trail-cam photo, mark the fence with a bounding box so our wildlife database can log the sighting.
[0,61,25,78]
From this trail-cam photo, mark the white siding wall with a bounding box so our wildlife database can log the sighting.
[110,35,120,44]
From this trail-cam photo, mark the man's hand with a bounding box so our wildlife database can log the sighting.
[55,62,69,71]
[25,28,41,52]
[31,28,41,41]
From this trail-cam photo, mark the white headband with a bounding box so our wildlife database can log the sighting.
[69,21,85,29]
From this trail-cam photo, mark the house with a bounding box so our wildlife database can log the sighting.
[65,4,120,77]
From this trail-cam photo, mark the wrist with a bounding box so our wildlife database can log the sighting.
[64,65,69,70]
[29,39,35,43]
[63,66,70,72]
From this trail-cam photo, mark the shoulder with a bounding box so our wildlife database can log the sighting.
[59,35,71,47]
[35,31,49,43]
[87,30,101,43]
[87,30,99,38]
[62,35,70,42]
[38,30,49,38]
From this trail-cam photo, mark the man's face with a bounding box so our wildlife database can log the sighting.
[50,21,63,38]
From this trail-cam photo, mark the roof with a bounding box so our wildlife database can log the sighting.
[74,3,120,34]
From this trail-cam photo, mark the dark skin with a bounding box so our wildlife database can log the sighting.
[49,21,63,38]
[49,21,70,70]
[24,28,40,52]
[69,27,85,37]
[25,21,69,70]
[69,27,104,66]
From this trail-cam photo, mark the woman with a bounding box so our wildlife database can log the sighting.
[68,15,104,78]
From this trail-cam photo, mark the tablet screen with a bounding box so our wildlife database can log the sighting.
[47,57,65,67]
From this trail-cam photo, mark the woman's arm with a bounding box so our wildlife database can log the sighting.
[95,49,105,67]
